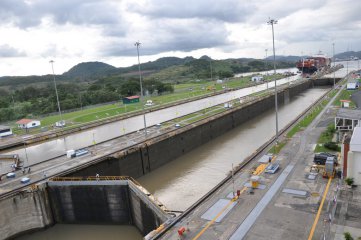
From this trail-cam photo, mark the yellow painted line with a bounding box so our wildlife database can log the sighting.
[307,177,332,240]
[192,188,246,240]
[253,164,267,175]
[192,157,274,240]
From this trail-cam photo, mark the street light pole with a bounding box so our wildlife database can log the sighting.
[265,49,268,89]
[210,59,213,81]
[333,43,335,88]
[23,140,29,169]
[49,60,63,126]
[267,18,279,145]
[135,41,148,137]
[346,60,349,79]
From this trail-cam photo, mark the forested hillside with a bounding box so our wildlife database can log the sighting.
[0,55,295,122]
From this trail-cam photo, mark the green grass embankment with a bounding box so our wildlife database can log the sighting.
[333,89,356,108]
[10,73,289,136]
[314,123,340,153]
[268,88,338,154]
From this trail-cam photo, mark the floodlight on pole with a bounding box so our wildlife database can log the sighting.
[135,41,148,137]
[346,60,349,79]
[23,138,29,169]
[332,43,335,88]
[267,18,279,145]
[265,49,268,89]
[301,51,304,76]
[49,60,63,126]
[210,59,213,81]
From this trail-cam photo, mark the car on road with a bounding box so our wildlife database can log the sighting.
[20,177,30,184]
[6,172,15,178]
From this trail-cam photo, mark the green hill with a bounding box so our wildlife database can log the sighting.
[63,61,118,79]
[0,55,298,88]
[335,51,361,60]
[119,56,196,74]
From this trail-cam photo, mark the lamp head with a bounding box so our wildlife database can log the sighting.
[267,18,278,25]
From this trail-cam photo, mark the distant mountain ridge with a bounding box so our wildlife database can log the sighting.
[0,50,357,87]
[265,55,305,62]
[335,51,361,59]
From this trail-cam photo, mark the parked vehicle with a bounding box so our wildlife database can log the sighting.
[145,100,154,106]
[313,152,337,165]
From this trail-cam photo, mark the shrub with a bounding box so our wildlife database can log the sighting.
[344,232,354,240]
[345,178,354,186]
[324,142,339,151]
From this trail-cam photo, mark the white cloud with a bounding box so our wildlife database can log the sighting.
[0,0,359,76]
[0,44,26,57]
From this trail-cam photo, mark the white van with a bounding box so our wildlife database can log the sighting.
[145,100,154,106]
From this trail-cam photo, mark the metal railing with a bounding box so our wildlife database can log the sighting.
[50,176,131,181]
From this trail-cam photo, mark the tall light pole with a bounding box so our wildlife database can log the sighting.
[346,60,349,79]
[265,49,268,89]
[23,138,29,169]
[332,43,336,88]
[267,18,279,145]
[210,59,213,81]
[301,51,304,77]
[49,60,63,126]
[135,41,148,137]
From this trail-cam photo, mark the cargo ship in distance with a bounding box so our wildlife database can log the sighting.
[296,53,331,74]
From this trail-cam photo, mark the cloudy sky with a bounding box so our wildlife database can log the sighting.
[0,0,360,76]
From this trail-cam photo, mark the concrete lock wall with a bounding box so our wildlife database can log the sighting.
[128,181,168,235]
[47,181,132,224]
[66,81,312,179]
[0,184,53,240]
[47,180,168,235]
[68,150,145,179]
[312,77,341,86]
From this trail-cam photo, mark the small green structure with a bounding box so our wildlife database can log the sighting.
[123,95,140,104]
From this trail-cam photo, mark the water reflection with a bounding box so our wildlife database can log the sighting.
[17,224,143,240]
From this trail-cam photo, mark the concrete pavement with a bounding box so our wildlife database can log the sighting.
[157,85,346,240]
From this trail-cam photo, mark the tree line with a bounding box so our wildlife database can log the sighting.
[0,78,174,123]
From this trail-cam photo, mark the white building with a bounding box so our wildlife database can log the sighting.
[346,82,357,90]
[16,119,41,129]
[55,120,66,127]
[335,108,361,131]
[251,76,263,82]
[347,127,361,185]
[0,125,12,137]
[346,79,359,90]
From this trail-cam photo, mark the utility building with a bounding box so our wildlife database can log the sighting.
[0,125,12,137]
[335,108,361,131]
[251,76,263,82]
[122,96,140,104]
[16,119,41,129]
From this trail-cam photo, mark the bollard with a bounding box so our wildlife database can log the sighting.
[178,227,186,236]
